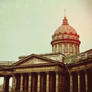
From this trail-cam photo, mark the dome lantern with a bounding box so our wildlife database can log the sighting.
[62,16,68,25]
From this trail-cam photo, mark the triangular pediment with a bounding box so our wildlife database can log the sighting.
[20,58,48,66]
[13,54,55,66]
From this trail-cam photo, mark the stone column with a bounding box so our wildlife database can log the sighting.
[85,71,88,92]
[20,74,23,92]
[3,77,5,90]
[12,75,16,92]
[3,76,10,92]
[3,77,5,92]
[58,44,60,53]
[62,44,64,54]
[60,44,62,53]
[37,73,41,92]
[57,44,59,53]
[78,72,81,92]
[52,45,55,53]
[53,45,56,53]
[46,72,49,92]
[56,72,59,92]
[28,73,32,92]
[68,44,70,54]
[70,73,73,92]
[55,45,56,53]
[52,46,54,53]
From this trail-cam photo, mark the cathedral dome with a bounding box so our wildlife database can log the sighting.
[52,16,80,42]
[55,25,77,35]
[51,16,81,56]
[55,16,77,35]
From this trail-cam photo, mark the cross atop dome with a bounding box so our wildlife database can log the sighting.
[64,9,67,17]
[62,9,68,25]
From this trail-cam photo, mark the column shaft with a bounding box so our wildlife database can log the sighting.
[20,74,23,92]
[37,73,41,92]
[46,72,49,92]
[3,77,5,91]
[28,73,32,92]
[85,71,88,92]
[70,74,73,92]
[78,73,81,92]
[3,76,10,92]
[56,72,59,92]
[12,76,16,92]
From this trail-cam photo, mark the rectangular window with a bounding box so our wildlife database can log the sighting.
[69,44,73,53]
[64,44,68,53]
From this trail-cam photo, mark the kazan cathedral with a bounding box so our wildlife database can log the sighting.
[0,16,92,92]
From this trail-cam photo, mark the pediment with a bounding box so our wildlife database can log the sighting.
[20,58,48,66]
[14,54,55,66]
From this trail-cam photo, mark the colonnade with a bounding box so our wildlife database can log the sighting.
[70,70,92,92]
[3,72,67,92]
[52,43,79,55]
[2,69,92,92]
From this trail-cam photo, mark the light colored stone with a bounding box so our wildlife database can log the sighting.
[70,74,73,92]
[46,72,49,92]
[37,73,41,92]
[28,73,32,92]
[78,72,80,92]
[20,74,23,92]
[56,72,59,92]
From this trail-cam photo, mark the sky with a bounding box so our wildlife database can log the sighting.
[0,0,92,61]
[0,0,92,86]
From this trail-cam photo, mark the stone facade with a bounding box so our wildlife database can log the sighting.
[0,51,92,92]
[0,16,92,92]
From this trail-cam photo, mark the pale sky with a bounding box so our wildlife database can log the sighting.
[0,0,92,61]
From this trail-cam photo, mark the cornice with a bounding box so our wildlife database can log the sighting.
[51,39,80,45]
